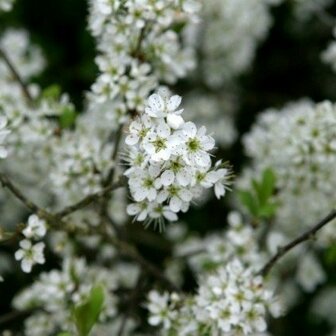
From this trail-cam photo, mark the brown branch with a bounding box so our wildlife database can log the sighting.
[0,309,35,326]
[0,173,42,214]
[259,209,336,276]
[55,176,126,218]
[0,48,34,104]
[0,172,177,291]
[0,172,76,233]
[104,233,179,292]
[103,124,124,187]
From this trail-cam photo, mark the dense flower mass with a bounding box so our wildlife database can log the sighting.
[87,0,200,123]
[190,0,277,87]
[241,100,336,244]
[148,260,280,335]
[13,258,128,336]
[125,90,232,226]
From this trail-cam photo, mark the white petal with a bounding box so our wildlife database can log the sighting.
[176,170,190,186]
[167,114,184,129]
[179,189,193,202]
[183,122,197,137]
[170,196,182,212]
[125,134,139,146]
[156,122,171,137]
[161,170,175,186]
[149,315,161,326]
[163,209,178,221]
[137,209,148,221]
[21,259,33,273]
[167,95,182,112]
[127,204,141,216]
[215,183,225,199]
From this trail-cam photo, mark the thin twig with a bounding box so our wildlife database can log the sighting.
[259,209,336,276]
[104,124,124,187]
[0,309,34,326]
[104,233,179,292]
[117,273,145,336]
[0,48,34,104]
[0,172,178,292]
[0,173,42,214]
[55,176,126,218]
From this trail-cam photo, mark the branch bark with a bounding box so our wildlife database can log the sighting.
[55,176,126,218]
[259,209,336,276]
[0,172,178,292]
[0,47,34,104]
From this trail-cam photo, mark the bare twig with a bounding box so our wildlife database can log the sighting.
[259,209,336,276]
[0,309,35,326]
[55,176,126,218]
[103,124,124,187]
[104,232,179,292]
[0,172,177,291]
[0,173,43,214]
[117,273,145,336]
[0,48,34,104]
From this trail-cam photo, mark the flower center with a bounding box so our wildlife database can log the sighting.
[143,178,154,188]
[187,138,200,152]
[168,185,180,196]
[153,137,167,152]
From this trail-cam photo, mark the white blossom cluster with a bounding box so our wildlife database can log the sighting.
[87,0,200,123]
[14,214,47,273]
[241,100,336,244]
[13,258,131,336]
[0,0,14,12]
[148,259,280,335]
[125,90,232,226]
[189,0,277,87]
[175,212,266,275]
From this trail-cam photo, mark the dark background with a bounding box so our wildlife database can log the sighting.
[0,0,336,334]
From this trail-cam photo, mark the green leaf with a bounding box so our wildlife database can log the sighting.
[259,168,276,205]
[73,285,105,336]
[57,333,72,336]
[60,106,77,129]
[238,190,259,217]
[258,203,278,218]
[325,244,336,265]
[42,84,61,100]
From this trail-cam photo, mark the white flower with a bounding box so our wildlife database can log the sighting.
[15,240,45,273]
[142,122,180,162]
[128,165,161,202]
[127,201,151,222]
[23,215,47,239]
[147,291,177,329]
[125,115,152,146]
[160,156,192,187]
[145,93,184,129]
[177,122,215,167]
[157,183,193,213]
